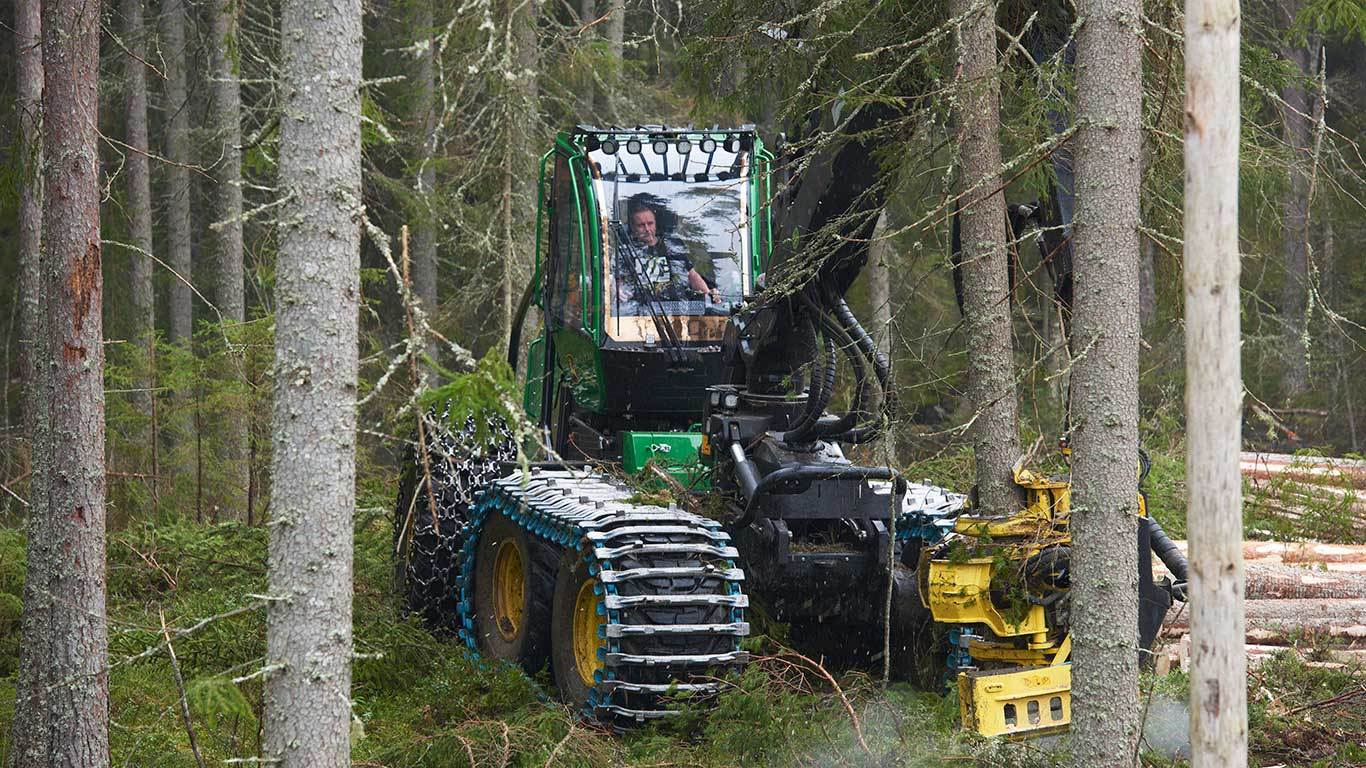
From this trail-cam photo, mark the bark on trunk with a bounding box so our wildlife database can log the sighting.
[262,0,362,765]
[20,2,112,765]
[163,0,194,345]
[210,0,245,322]
[604,0,624,120]
[209,0,248,520]
[122,0,156,470]
[1278,0,1313,399]
[411,0,438,324]
[8,2,49,764]
[949,0,1020,515]
[123,0,155,344]
[502,0,540,350]
[579,0,597,116]
[867,211,893,362]
[1185,1,1247,763]
[1068,0,1144,761]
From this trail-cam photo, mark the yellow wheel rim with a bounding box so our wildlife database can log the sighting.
[492,540,525,641]
[571,577,605,688]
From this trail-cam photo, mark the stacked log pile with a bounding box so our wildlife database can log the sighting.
[1241,452,1366,537]
[1153,454,1366,672]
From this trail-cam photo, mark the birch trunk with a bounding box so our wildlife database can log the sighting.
[8,2,49,763]
[1069,0,1144,761]
[209,0,248,520]
[1184,0,1247,763]
[949,0,1020,515]
[163,0,194,345]
[262,0,362,764]
[25,2,111,765]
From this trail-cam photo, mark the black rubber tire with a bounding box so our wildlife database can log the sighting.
[472,512,557,668]
[550,550,598,709]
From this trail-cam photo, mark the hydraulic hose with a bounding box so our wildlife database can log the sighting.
[782,317,836,444]
[811,310,872,437]
[1141,516,1189,601]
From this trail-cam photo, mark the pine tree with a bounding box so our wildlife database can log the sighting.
[163,0,195,345]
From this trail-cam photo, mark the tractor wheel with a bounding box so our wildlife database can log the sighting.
[549,551,604,708]
[472,512,557,667]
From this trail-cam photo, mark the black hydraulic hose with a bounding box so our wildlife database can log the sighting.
[1141,516,1189,599]
[834,297,891,392]
[735,463,904,529]
[782,316,822,434]
[782,321,836,444]
[811,311,872,437]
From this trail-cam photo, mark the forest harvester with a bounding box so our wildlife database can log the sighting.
[393,125,1190,737]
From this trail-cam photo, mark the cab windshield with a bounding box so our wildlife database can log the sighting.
[587,141,751,343]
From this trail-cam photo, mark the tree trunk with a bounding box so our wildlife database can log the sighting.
[603,0,624,120]
[8,2,48,764]
[411,0,438,320]
[1185,0,1246,764]
[579,0,597,116]
[867,211,893,362]
[210,0,245,323]
[18,2,112,765]
[262,0,362,764]
[122,0,156,483]
[163,0,194,345]
[949,0,1020,515]
[502,0,540,350]
[1278,0,1313,399]
[1068,0,1143,761]
[209,0,248,520]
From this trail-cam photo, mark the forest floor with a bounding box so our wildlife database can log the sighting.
[0,469,1362,767]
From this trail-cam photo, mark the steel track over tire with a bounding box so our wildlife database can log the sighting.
[460,469,751,725]
[472,512,557,668]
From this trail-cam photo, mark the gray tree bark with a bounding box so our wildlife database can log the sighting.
[122,0,156,474]
[210,0,245,323]
[868,211,893,362]
[262,0,362,764]
[209,0,248,520]
[950,0,1021,515]
[8,2,49,764]
[411,0,439,324]
[18,2,112,766]
[163,0,194,345]
[123,0,155,343]
[1184,0,1247,763]
[501,0,540,349]
[604,0,624,120]
[1277,0,1311,398]
[579,0,597,116]
[1277,8,1315,399]
[1068,0,1144,761]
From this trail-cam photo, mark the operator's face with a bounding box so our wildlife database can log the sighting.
[629,209,658,247]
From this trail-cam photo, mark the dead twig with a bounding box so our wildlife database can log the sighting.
[160,610,208,768]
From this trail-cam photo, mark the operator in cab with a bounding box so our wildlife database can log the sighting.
[625,195,721,303]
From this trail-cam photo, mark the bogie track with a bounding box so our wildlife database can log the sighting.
[458,470,750,723]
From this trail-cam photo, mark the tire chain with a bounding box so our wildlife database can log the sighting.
[394,405,517,632]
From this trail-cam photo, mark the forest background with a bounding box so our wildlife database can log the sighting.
[0,0,1363,765]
